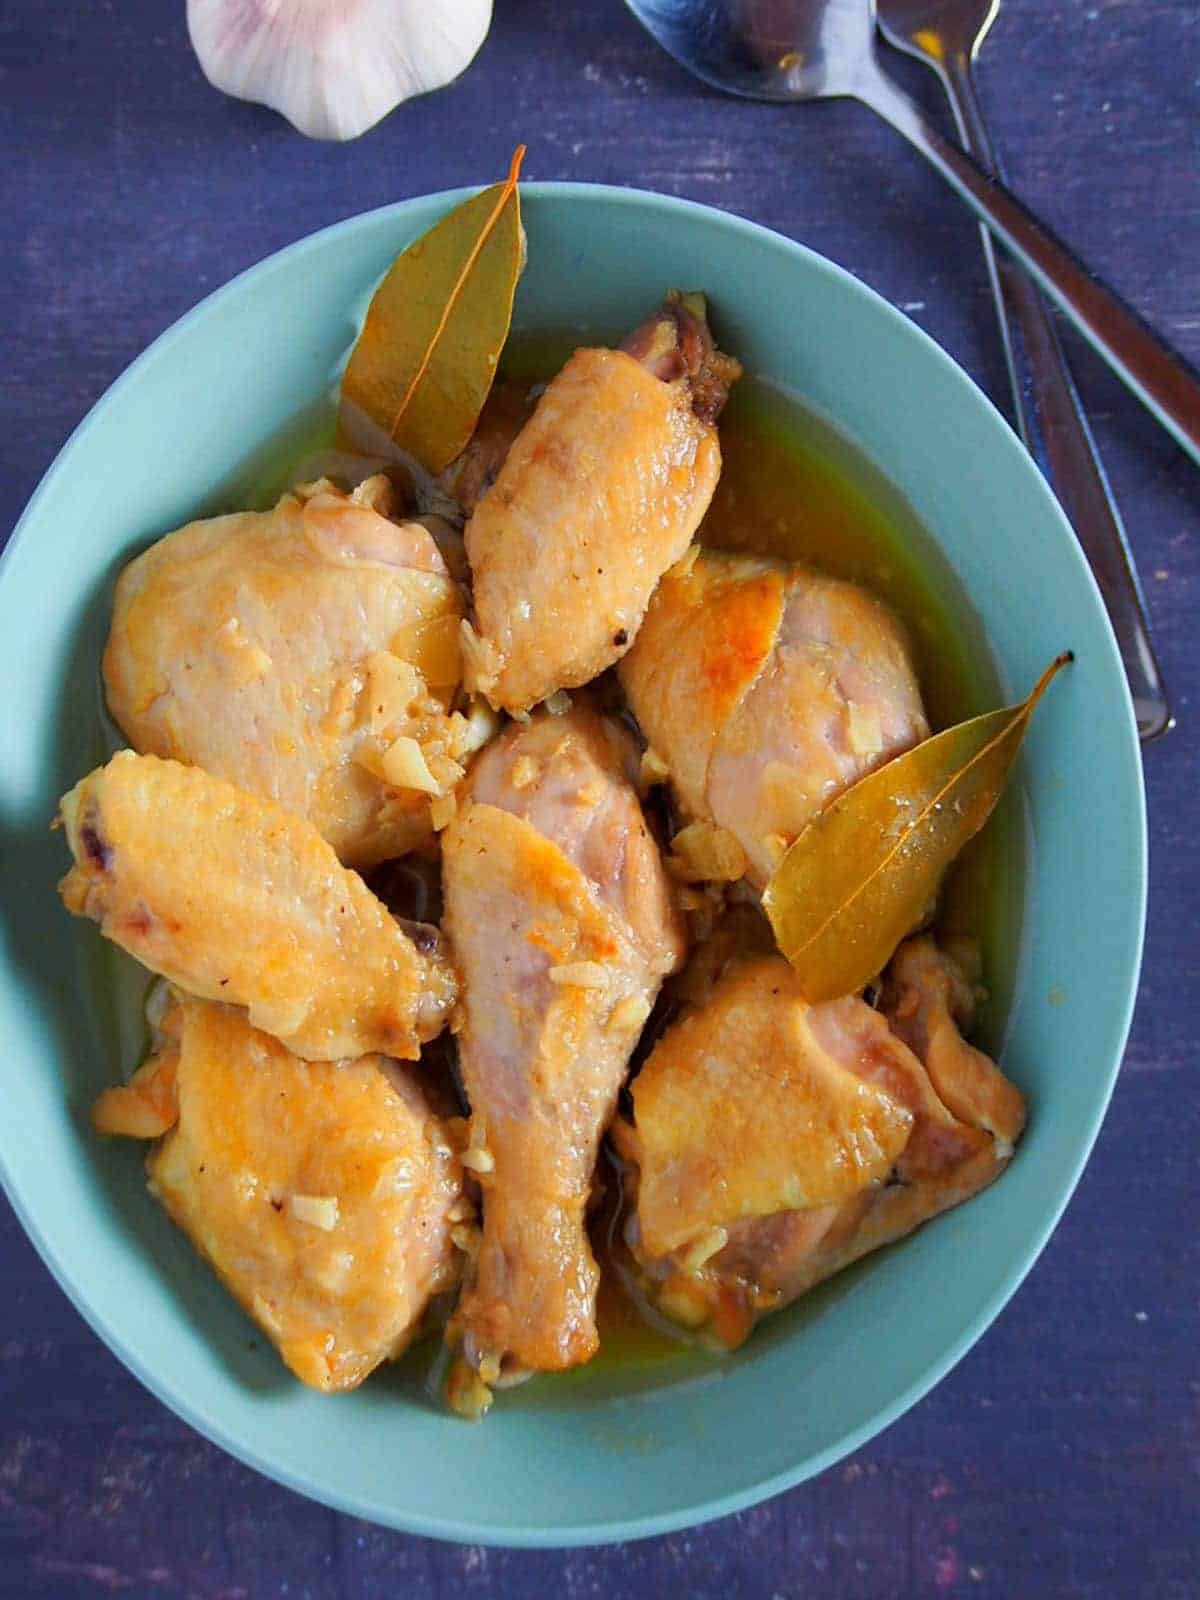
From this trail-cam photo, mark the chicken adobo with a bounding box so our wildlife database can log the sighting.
[58,180,1043,1416]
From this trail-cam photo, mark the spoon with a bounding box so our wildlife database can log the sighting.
[621,0,1200,467]
[876,0,1170,741]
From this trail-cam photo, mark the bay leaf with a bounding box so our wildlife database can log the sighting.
[763,653,1073,1002]
[339,146,526,474]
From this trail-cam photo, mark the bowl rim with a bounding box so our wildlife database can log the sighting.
[0,179,1147,1547]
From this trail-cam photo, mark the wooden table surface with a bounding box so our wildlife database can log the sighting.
[1,1,1197,1594]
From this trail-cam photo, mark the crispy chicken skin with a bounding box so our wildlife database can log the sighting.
[620,550,930,887]
[101,996,463,1392]
[103,477,464,870]
[58,751,456,1060]
[441,705,684,1397]
[463,295,740,714]
[614,931,1024,1345]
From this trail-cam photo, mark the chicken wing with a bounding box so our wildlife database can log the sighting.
[98,994,463,1392]
[620,550,929,887]
[613,928,1024,1346]
[462,294,740,714]
[441,704,684,1405]
[103,476,466,870]
[59,751,456,1060]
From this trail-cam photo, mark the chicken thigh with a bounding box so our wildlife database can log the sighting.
[441,704,685,1408]
[462,294,740,714]
[619,550,929,887]
[613,927,1024,1346]
[104,476,465,870]
[99,994,463,1392]
[59,751,456,1060]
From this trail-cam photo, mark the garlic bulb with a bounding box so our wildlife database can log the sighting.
[187,0,493,142]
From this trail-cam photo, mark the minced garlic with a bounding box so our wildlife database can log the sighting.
[364,651,424,735]
[429,790,458,832]
[459,620,500,695]
[608,993,652,1034]
[446,1357,493,1421]
[290,1194,340,1231]
[510,755,539,790]
[668,821,747,883]
[638,747,670,790]
[380,736,442,795]
[457,697,500,756]
[847,701,884,756]
[678,1226,728,1274]
[656,1278,710,1329]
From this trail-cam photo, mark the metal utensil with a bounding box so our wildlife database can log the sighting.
[876,0,1170,741]
[621,0,1200,467]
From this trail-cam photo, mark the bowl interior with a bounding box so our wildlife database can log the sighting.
[0,186,1145,1546]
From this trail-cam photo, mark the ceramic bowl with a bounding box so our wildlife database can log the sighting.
[0,185,1145,1546]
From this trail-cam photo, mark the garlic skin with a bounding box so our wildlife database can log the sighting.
[188,0,494,142]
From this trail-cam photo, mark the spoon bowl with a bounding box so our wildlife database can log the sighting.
[627,0,874,99]
[876,0,998,63]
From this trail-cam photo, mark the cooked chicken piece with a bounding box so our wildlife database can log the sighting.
[98,995,463,1392]
[613,931,1024,1347]
[463,294,740,714]
[103,475,466,870]
[620,550,930,887]
[93,1046,181,1139]
[880,934,1027,1145]
[59,751,455,1060]
[627,956,914,1259]
[441,704,685,1402]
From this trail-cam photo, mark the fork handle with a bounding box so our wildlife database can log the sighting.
[854,62,1200,472]
[939,52,1171,742]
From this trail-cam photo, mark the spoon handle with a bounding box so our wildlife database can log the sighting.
[854,64,1200,469]
[939,52,1171,742]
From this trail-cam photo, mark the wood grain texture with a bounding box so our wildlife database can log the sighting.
[1,0,1197,1593]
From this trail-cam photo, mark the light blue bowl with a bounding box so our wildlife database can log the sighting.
[0,186,1145,1546]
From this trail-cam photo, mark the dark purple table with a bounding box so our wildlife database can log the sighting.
[2,2,1197,1593]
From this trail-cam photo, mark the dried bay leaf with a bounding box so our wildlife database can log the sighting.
[339,146,526,473]
[764,654,1073,1002]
